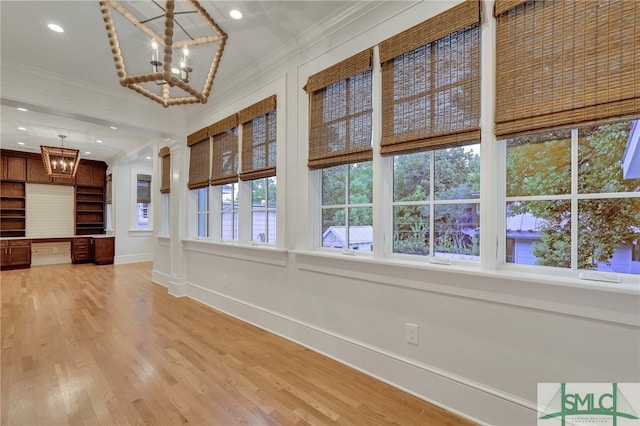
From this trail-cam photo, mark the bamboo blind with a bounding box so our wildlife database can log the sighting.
[306,49,374,169]
[159,146,170,194]
[239,96,277,181]
[105,173,112,204]
[187,127,208,146]
[187,138,210,190]
[379,0,481,155]
[137,174,151,204]
[495,0,640,139]
[494,0,527,17]
[210,114,239,186]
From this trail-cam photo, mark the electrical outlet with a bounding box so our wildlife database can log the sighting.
[406,323,419,345]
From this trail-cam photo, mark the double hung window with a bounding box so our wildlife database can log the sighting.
[305,49,374,250]
[495,0,640,277]
[239,96,278,244]
[381,0,481,259]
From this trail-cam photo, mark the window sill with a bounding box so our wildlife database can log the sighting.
[183,239,288,267]
[290,249,640,327]
[128,229,153,237]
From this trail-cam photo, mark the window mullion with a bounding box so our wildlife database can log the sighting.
[344,167,350,248]
[571,128,579,271]
[429,150,435,256]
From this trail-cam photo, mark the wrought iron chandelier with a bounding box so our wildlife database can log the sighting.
[99,0,227,108]
[40,135,80,179]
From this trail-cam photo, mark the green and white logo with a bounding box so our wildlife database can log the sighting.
[538,383,640,426]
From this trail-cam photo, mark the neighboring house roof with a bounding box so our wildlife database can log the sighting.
[506,213,545,232]
[623,119,640,180]
[323,226,373,244]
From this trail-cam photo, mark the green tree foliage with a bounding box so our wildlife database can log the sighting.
[507,122,640,269]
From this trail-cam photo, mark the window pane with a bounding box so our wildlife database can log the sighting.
[221,212,237,240]
[137,203,149,228]
[506,130,571,197]
[393,205,429,255]
[322,208,345,248]
[197,188,208,211]
[506,200,571,268]
[197,213,207,238]
[251,177,276,244]
[252,211,267,242]
[347,206,372,251]
[267,177,276,205]
[434,144,480,200]
[322,165,346,205]
[578,198,640,275]
[394,152,430,202]
[434,203,479,257]
[578,121,640,194]
[348,161,372,204]
[252,178,266,205]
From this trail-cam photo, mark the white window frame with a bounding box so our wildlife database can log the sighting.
[388,145,481,263]
[499,125,640,283]
[250,177,276,245]
[193,186,209,239]
[129,169,152,233]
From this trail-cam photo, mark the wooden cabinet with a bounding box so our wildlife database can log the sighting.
[1,155,26,181]
[71,237,93,264]
[0,239,31,270]
[27,157,51,184]
[75,164,105,187]
[93,237,115,265]
[0,181,26,238]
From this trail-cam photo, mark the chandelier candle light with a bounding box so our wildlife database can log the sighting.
[99,0,227,108]
[40,135,80,179]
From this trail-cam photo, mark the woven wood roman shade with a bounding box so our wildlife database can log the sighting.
[159,146,170,194]
[379,0,481,155]
[137,174,151,204]
[239,95,277,181]
[495,0,640,139]
[105,173,112,204]
[305,48,374,169]
[210,114,239,186]
[187,129,210,190]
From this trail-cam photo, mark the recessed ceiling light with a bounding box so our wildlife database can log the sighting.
[84,151,91,155]
[18,127,26,131]
[229,9,242,20]
[96,140,103,143]
[17,142,25,146]
[146,156,152,160]
[110,126,117,130]
[17,107,28,112]
[48,23,64,33]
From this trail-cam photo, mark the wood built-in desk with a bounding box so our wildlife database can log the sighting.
[0,235,114,270]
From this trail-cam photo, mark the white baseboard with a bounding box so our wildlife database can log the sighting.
[186,282,538,426]
[114,253,152,265]
[152,269,188,297]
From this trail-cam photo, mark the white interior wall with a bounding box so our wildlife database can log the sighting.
[64,0,638,424]
[111,161,154,264]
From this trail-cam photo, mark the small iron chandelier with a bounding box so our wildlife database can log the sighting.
[99,0,227,108]
[40,135,80,179]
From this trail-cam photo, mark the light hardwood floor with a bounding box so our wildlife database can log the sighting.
[1,262,474,425]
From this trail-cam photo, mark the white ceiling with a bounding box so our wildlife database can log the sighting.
[1,1,406,165]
